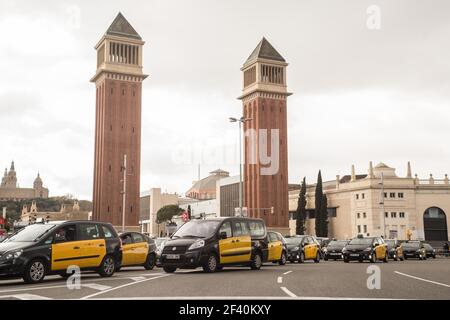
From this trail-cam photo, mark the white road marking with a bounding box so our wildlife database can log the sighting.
[280,287,297,298]
[80,274,171,300]
[283,271,293,275]
[395,271,450,288]
[0,294,51,300]
[277,277,283,284]
[82,283,112,291]
[129,277,146,282]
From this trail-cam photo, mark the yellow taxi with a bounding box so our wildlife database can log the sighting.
[265,231,287,265]
[286,235,321,263]
[0,221,121,283]
[343,236,388,263]
[118,232,157,271]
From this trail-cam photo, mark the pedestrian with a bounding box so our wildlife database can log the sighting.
[444,242,449,257]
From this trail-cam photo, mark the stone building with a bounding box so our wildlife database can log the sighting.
[185,169,230,200]
[0,161,49,201]
[288,162,450,242]
[20,200,90,224]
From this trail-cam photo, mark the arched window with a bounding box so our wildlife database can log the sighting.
[424,207,448,241]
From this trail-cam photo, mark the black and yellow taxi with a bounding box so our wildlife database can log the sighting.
[323,240,349,261]
[265,231,287,265]
[385,239,404,261]
[0,220,122,283]
[160,217,267,273]
[402,240,427,260]
[343,236,388,263]
[118,232,157,271]
[285,235,321,263]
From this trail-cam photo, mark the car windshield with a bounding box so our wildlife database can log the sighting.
[155,238,168,247]
[328,240,347,247]
[403,242,420,249]
[172,220,221,239]
[285,237,303,245]
[4,224,57,242]
[348,238,373,245]
[385,240,395,248]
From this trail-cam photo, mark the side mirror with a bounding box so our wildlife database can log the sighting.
[373,243,379,247]
[220,232,228,240]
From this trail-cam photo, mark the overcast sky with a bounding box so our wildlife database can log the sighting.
[1,0,449,200]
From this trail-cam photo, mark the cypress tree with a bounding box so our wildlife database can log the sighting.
[315,171,323,236]
[295,177,307,235]
[320,194,329,237]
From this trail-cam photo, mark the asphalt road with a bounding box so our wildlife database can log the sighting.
[0,258,449,300]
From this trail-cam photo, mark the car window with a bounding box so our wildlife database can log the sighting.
[268,233,277,242]
[219,221,232,238]
[55,225,77,243]
[78,224,101,240]
[121,234,133,245]
[132,233,145,243]
[248,220,265,237]
[233,221,250,237]
[102,225,114,239]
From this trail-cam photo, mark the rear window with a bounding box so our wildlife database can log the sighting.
[248,220,265,237]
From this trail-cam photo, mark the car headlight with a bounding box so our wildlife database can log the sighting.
[4,250,23,260]
[188,239,205,250]
[342,248,347,253]
[293,247,300,251]
[323,248,328,253]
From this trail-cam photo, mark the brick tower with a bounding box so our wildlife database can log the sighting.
[239,38,291,234]
[91,13,147,230]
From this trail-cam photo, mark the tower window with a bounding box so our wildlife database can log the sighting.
[261,64,284,85]
[244,66,256,87]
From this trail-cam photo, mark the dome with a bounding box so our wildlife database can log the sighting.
[373,162,397,178]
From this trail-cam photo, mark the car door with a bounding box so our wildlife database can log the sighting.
[76,223,106,268]
[131,233,149,265]
[51,224,81,271]
[269,233,283,261]
[218,221,235,264]
[303,237,312,259]
[267,233,277,261]
[230,220,252,263]
[120,233,135,266]
[374,238,384,258]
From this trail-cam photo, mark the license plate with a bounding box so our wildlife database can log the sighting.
[350,254,359,257]
[166,254,180,260]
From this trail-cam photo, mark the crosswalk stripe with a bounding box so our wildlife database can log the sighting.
[82,283,112,291]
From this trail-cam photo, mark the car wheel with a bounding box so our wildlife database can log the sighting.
[250,252,263,270]
[203,254,218,273]
[23,259,46,284]
[404,256,408,260]
[433,254,436,259]
[394,254,398,261]
[314,252,320,263]
[298,252,305,264]
[163,266,176,273]
[279,252,287,266]
[370,252,377,263]
[216,265,223,271]
[383,252,389,263]
[116,266,122,272]
[98,255,116,277]
[344,258,349,263]
[144,253,156,270]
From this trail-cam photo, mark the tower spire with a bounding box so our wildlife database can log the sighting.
[368,161,374,179]
[10,161,15,171]
[351,165,356,182]
[407,161,412,178]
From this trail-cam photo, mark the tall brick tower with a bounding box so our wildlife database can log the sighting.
[239,38,291,235]
[91,13,147,231]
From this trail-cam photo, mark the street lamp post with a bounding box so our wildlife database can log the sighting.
[379,172,387,238]
[229,116,252,216]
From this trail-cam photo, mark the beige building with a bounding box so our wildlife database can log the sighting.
[185,169,230,200]
[140,188,181,236]
[0,162,49,201]
[289,162,450,242]
[19,200,90,224]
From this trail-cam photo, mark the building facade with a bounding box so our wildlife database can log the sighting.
[91,13,147,231]
[140,188,179,236]
[289,162,450,242]
[19,200,90,224]
[0,162,49,201]
[239,38,291,234]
